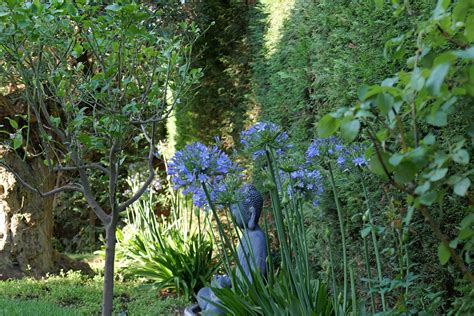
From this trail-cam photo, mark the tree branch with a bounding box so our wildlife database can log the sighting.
[118,122,156,212]
[0,161,83,197]
[419,206,474,283]
[108,139,119,220]
[52,163,110,176]
[71,149,110,224]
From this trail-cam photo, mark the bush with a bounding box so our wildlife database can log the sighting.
[115,177,219,299]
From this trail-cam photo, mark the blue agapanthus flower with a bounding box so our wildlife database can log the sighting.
[241,122,293,159]
[279,167,324,206]
[350,144,368,167]
[168,142,240,209]
[306,137,368,169]
[306,136,345,162]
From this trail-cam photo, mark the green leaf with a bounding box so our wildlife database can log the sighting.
[438,243,451,265]
[13,133,22,150]
[452,149,469,165]
[389,153,404,167]
[318,114,339,137]
[430,168,448,181]
[394,161,416,184]
[369,152,392,180]
[419,191,438,206]
[426,110,447,127]
[449,239,459,249]
[465,15,474,42]
[67,3,78,16]
[454,178,471,196]
[376,93,394,115]
[415,181,431,195]
[361,226,371,238]
[426,63,450,96]
[460,214,474,229]
[105,4,121,11]
[358,85,369,100]
[459,227,474,241]
[7,117,18,129]
[340,119,360,142]
[423,133,436,145]
[410,68,425,91]
[433,0,452,20]
[404,205,415,225]
[453,46,474,59]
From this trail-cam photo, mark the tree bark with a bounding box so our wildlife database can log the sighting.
[102,222,117,316]
[0,147,56,278]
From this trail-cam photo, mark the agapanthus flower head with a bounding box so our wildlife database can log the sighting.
[327,141,369,170]
[281,166,324,206]
[349,144,368,167]
[306,136,345,163]
[241,122,293,159]
[168,142,241,209]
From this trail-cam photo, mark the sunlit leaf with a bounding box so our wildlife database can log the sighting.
[438,243,451,265]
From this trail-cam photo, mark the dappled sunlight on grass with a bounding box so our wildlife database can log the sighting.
[0,271,187,315]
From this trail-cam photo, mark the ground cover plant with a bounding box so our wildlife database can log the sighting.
[0,271,187,315]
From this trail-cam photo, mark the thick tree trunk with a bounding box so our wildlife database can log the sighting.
[102,223,117,316]
[0,147,56,278]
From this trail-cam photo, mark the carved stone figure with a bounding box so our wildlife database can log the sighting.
[184,184,267,315]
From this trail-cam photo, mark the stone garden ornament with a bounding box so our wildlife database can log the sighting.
[185,184,268,315]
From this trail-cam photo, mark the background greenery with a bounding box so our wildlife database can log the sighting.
[1,0,473,315]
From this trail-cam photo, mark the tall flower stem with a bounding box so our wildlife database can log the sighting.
[202,183,233,274]
[360,173,387,311]
[327,161,348,311]
[363,233,376,313]
[350,264,357,316]
[326,233,339,313]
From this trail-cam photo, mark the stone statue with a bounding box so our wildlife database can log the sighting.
[184,184,268,316]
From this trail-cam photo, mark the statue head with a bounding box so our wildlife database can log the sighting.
[230,184,263,230]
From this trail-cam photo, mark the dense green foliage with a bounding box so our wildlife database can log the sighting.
[0,0,473,314]
[250,0,433,142]
[0,271,186,315]
[174,0,254,149]
[115,177,218,298]
[242,0,474,314]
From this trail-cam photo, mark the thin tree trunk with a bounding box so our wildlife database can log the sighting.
[102,223,117,316]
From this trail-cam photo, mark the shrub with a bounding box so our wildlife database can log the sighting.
[170,125,335,315]
[115,177,219,299]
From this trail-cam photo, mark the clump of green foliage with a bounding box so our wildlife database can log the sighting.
[0,271,187,315]
[317,0,474,314]
[250,0,433,142]
[167,134,335,315]
[247,0,473,314]
[115,175,219,299]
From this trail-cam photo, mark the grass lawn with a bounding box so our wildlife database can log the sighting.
[0,268,188,315]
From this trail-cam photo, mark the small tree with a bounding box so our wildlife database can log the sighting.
[0,1,200,314]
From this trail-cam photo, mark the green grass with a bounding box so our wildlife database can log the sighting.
[0,271,188,315]
[0,298,80,316]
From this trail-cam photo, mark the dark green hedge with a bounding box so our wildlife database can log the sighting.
[251,0,434,144]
